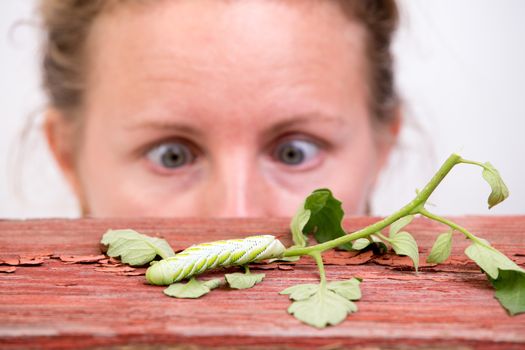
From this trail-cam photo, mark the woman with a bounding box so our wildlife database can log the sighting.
[42,0,401,217]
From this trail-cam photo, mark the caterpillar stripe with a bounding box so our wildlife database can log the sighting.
[146,235,286,285]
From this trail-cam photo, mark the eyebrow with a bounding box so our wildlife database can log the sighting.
[124,112,346,137]
[124,120,203,137]
[271,113,345,127]
[262,113,347,137]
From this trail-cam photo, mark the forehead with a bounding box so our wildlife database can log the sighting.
[84,0,368,127]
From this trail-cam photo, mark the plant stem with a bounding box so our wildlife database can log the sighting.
[310,252,327,287]
[284,153,463,257]
[459,158,487,169]
[417,208,484,245]
[374,232,391,243]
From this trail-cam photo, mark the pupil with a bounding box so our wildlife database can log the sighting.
[281,145,304,165]
[162,147,185,168]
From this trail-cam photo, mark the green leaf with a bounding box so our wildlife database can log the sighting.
[352,238,370,251]
[464,241,522,279]
[270,255,300,263]
[352,236,387,253]
[290,205,311,248]
[490,269,525,316]
[163,278,222,299]
[482,162,509,209]
[281,280,362,328]
[280,283,319,301]
[101,229,175,266]
[352,235,388,254]
[389,231,419,272]
[426,231,453,264]
[389,215,414,236]
[327,278,362,301]
[225,272,265,289]
[302,189,351,250]
[465,241,525,315]
[286,287,358,328]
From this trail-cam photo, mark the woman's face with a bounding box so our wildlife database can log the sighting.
[51,0,398,217]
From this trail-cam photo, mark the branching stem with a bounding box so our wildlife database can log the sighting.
[417,208,494,250]
[417,208,478,241]
[284,153,463,257]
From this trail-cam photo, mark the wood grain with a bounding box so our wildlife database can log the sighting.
[0,216,524,350]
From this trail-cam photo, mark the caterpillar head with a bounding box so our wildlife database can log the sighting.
[146,259,176,285]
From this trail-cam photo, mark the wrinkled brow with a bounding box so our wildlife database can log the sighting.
[262,113,347,136]
[124,113,346,137]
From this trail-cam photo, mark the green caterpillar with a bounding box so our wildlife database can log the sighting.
[146,235,286,285]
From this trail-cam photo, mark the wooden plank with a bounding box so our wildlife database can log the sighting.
[0,217,524,349]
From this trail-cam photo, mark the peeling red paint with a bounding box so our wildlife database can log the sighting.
[0,266,16,273]
[0,217,524,349]
[59,254,106,264]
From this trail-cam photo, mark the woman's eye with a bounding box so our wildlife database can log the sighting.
[146,142,195,170]
[274,139,320,166]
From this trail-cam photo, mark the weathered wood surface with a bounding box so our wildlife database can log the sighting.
[0,216,524,350]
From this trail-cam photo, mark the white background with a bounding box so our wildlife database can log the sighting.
[1,0,524,218]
